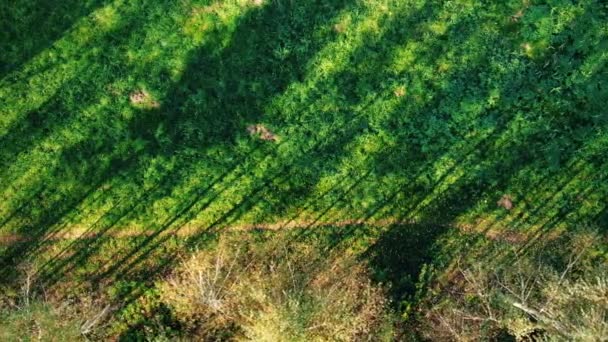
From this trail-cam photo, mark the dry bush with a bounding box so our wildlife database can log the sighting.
[421,231,608,341]
[0,262,113,341]
[159,234,394,341]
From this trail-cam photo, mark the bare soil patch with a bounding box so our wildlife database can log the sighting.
[0,217,536,246]
[394,86,406,97]
[497,195,513,210]
[129,89,160,109]
[247,124,279,142]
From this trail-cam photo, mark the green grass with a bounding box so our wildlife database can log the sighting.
[1,0,607,338]
[0,302,83,341]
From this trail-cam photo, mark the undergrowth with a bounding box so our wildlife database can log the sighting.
[1,0,607,339]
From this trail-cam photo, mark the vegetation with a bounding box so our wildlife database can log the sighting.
[0,302,82,341]
[418,228,607,340]
[157,233,392,340]
[1,0,607,340]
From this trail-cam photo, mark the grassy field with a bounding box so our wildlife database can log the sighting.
[1,0,607,340]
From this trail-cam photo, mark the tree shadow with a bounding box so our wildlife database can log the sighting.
[363,223,446,311]
[0,0,114,80]
[287,0,608,329]
[0,0,360,293]
[0,1,606,337]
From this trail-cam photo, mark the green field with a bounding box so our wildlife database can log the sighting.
[1,0,607,340]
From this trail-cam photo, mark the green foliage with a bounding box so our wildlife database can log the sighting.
[0,302,83,341]
[1,0,607,339]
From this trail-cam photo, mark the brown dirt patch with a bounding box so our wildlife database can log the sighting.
[129,90,160,109]
[510,0,530,23]
[497,194,513,210]
[192,2,224,14]
[486,229,528,244]
[510,10,524,22]
[394,86,406,97]
[0,217,538,246]
[247,124,279,142]
[333,23,347,34]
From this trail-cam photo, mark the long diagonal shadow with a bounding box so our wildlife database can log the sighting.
[0,0,110,80]
[0,3,606,336]
[2,0,360,293]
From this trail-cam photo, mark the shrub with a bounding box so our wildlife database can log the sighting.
[0,262,115,341]
[420,230,608,341]
[159,233,395,340]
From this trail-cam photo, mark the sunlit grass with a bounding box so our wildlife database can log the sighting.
[0,0,606,338]
[0,0,605,248]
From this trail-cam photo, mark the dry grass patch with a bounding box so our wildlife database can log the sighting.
[159,234,394,340]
